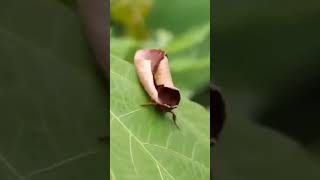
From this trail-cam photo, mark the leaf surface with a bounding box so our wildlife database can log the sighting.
[0,0,108,179]
[110,55,210,180]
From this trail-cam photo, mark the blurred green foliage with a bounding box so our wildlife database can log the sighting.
[111,0,153,39]
[0,0,108,179]
[214,0,320,179]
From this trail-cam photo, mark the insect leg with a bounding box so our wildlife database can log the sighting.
[141,101,158,107]
[170,111,180,129]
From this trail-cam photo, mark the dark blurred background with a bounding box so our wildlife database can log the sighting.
[213,0,320,179]
[0,0,108,179]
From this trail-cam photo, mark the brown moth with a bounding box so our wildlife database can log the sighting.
[134,49,181,127]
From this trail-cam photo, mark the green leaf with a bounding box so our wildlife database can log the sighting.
[166,23,210,54]
[171,56,210,97]
[213,103,320,180]
[110,35,139,60]
[143,29,174,49]
[0,0,108,179]
[110,54,210,180]
[147,0,210,34]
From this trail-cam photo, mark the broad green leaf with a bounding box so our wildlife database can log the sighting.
[213,91,320,180]
[143,29,174,49]
[0,0,108,179]
[171,56,210,97]
[110,55,210,180]
[166,23,210,54]
[147,0,210,34]
[110,34,139,60]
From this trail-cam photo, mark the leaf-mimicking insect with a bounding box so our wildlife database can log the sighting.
[134,49,181,128]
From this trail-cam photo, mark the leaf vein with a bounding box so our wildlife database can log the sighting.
[129,135,138,174]
[156,163,164,180]
[111,110,176,180]
[26,150,100,177]
[0,151,24,180]
[143,143,209,170]
[118,109,143,119]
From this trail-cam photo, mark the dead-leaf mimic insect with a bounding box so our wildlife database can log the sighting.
[134,49,181,128]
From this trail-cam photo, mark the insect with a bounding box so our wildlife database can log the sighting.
[134,49,181,128]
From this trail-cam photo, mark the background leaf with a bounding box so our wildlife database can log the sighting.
[110,55,210,180]
[147,0,209,34]
[110,32,139,60]
[166,23,210,54]
[214,0,320,179]
[0,0,108,179]
[171,56,210,97]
